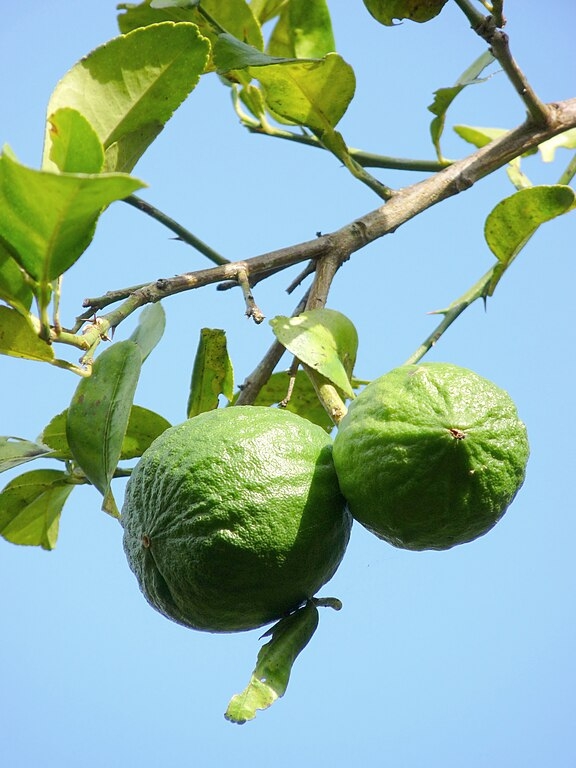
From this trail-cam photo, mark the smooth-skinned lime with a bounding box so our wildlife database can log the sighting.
[332,363,529,551]
[122,406,351,632]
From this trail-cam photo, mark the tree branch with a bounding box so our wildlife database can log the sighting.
[454,0,550,126]
[70,98,576,356]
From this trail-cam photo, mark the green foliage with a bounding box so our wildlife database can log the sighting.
[270,309,358,398]
[0,306,54,362]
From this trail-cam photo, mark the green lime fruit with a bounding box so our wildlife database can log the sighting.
[332,363,529,551]
[122,406,351,633]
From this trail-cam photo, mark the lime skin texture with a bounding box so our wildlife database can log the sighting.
[122,406,352,633]
[333,363,529,551]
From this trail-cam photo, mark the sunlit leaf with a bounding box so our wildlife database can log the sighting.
[0,306,54,362]
[0,151,144,284]
[270,309,358,398]
[66,341,142,516]
[118,0,263,78]
[45,107,104,173]
[129,302,166,362]
[250,54,355,131]
[187,328,234,417]
[428,51,495,159]
[484,185,576,294]
[0,469,74,550]
[225,601,319,724]
[0,436,53,474]
[43,22,210,173]
[250,0,287,25]
[268,0,335,59]
[364,0,448,25]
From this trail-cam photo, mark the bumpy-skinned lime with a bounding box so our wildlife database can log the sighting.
[122,406,351,633]
[332,363,529,551]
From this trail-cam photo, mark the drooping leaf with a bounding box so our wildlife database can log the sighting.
[43,22,210,173]
[0,151,144,284]
[44,107,105,173]
[0,436,53,474]
[66,341,142,516]
[0,306,54,362]
[214,33,286,72]
[225,601,319,724]
[129,302,166,362]
[428,51,495,159]
[41,405,171,461]
[268,0,335,59]
[187,328,234,417]
[0,243,33,313]
[364,0,448,25]
[0,469,74,550]
[270,309,358,398]
[484,185,576,295]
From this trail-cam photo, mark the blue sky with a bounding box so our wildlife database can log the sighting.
[1,2,575,766]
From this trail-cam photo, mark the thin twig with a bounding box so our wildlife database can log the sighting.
[453,0,550,126]
[248,125,451,172]
[123,195,229,266]
[236,267,265,324]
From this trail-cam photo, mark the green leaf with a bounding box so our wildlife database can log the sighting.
[248,53,355,131]
[41,405,171,461]
[237,370,337,432]
[43,22,210,173]
[129,303,166,362]
[119,0,263,57]
[364,0,448,25]
[453,125,509,149]
[0,306,54,362]
[484,185,576,295]
[45,107,105,173]
[120,406,172,459]
[428,51,495,159]
[270,309,358,398]
[187,328,234,417]
[0,436,53,474]
[0,243,33,313]
[268,0,335,59]
[66,341,142,516]
[225,601,319,724]
[0,469,74,550]
[0,151,144,284]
